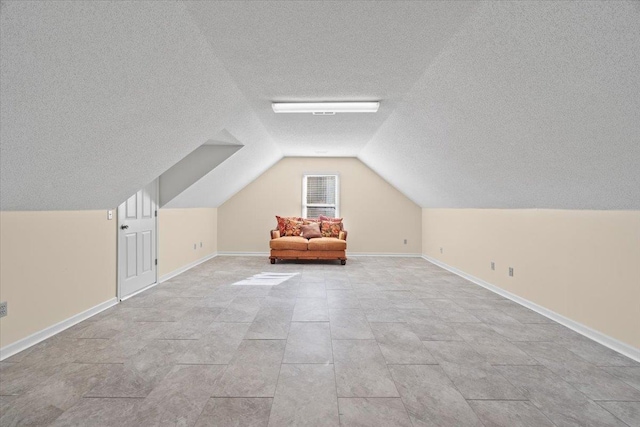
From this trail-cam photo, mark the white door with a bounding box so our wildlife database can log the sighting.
[118,181,157,299]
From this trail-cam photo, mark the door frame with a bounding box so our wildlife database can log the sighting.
[116,179,159,301]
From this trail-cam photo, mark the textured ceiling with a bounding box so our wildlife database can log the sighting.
[183,1,478,157]
[1,1,639,211]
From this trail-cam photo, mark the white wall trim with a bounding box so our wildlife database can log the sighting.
[0,297,118,361]
[348,252,422,257]
[158,252,218,283]
[421,255,640,363]
[218,251,270,257]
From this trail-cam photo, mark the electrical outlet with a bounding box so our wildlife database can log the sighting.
[403,239,407,245]
[440,247,443,254]
[0,301,7,318]
[509,267,514,277]
[491,262,495,270]
[107,210,113,220]
[200,242,203,248]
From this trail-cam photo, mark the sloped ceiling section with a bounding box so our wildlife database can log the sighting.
[359,1,640,209]
[164,106,283,208]
[159,144,242,207]
[0,0,280,210]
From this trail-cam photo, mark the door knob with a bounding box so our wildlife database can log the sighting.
[121,225,129,230]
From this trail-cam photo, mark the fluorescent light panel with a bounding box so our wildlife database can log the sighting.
[272,101,379,114]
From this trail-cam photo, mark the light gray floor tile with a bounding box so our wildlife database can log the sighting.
[496,365,629,427]
[516,341,640,401]
[453,324,538,365]
[423,340,524,399]
[215,297,263,322]
[330,309,374,339]
[0,360,63,396]
[364,307,407,322]
[495,305,554,324]
[298,282,327,298]
[604,366,640,392]
[467,309,522,325]
[134,364,226,426]
[490,322,578,342]
[0,363,113,427]
[333,340,399,397]
[407,320,463,341]
[338,398,412,427]
[268,364,339,426]
[598,401,640,427]
[559,336,640,367]
[212,340,285,397]
[245,306,293,339]
[423,340,487,365]
[283,322,333,363]
[370,322,436,364]
[49,397,143,427]
[420,299,481,323]
[177,322,250,364]
[325,279,352,290]
[292,297,329,321]
[86,340,190,398]
[402,309,440,324]
[327,290,361,308]
[468,400,555,427]
[195,398,272,427]
[389,365,482,426]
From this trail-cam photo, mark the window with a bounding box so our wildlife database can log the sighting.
[302,174,339,218]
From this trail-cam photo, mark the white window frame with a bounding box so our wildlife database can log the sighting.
[302,174,340,218]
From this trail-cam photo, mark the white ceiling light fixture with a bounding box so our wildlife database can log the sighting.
[272,101,380,115]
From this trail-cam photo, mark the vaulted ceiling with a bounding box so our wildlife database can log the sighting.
[1,1,638,211]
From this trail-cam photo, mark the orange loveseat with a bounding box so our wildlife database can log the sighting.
[269,229,348,264]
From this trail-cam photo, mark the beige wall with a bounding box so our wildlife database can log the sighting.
[218,157,422,254]
[0,210,117,348]
[158,208,217,277]
[422,209,640,349]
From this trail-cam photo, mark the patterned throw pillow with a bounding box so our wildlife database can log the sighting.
[319,215,343,222]
[283,217,304,236]
[300,222,322,239]
[321,220,343,238]
[276,216,302,236]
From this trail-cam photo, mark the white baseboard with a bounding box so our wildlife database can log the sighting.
[348,252,422,257]
[217,252,269,257]
[0,297,118,361]
[421,255,640,363]
[159,252,218,283]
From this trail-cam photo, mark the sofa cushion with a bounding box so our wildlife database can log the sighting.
[270,236,309,251]
[308,237,347,251]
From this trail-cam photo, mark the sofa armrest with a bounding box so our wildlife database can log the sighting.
[271,229,280,239]
[339,230,348,241]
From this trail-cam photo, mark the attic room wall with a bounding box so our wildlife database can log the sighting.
[422,209,640,350]
[158,208,218,279]
[218,157,421,254]
[0,211,117,350]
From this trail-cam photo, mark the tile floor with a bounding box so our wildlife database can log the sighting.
[1,256,639,426]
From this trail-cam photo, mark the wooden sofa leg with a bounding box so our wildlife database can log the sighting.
[270,258,276,264]
[341,259,346,265]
